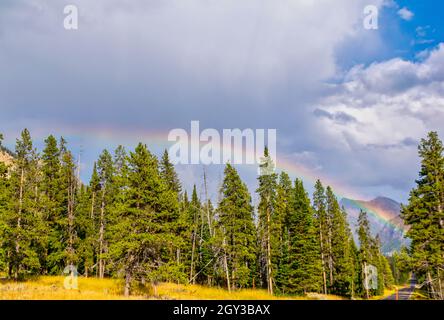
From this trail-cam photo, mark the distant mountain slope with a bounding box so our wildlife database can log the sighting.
[340,196,410,255]
[0,149,13,166]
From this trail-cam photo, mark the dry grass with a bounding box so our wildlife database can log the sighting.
[154,282,305,300]
[0,276,143,300]
[0,276,346,300]
[369,288,396,300]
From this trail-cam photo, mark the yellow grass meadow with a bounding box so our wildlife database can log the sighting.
[0,276,347,300]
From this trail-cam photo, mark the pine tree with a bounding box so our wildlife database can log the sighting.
[401,131,444,299]
[0,133,10,272]
[256,147,278,294]
[160,149,181,195]
[273,172,292,293]
[60,148,78,267]
[357,210,372,298]
[217,163,257,290]
[313,180,328,294]
[196,198,214,286]
[89,163,100,221]
[326,187,354,296]
[183,183,214,286]
[357,210,385,298]
[372,235,386,296]
[176,190,190,272]
[390,247,411,285]
[5,129,41,279]
[287,179,322,294]
[85,162,100,276]
[75,182,95,277]
[40,135,63,274]
[105,145,129,279]
[382,255,395,289]
[107,143,183,296]
[349,236,360,298]
[96,149,114,278]
[188,185,201,283]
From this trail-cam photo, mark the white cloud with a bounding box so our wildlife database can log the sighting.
[397,7,414,21]
[317,44,444,145]
[314,44,444,194]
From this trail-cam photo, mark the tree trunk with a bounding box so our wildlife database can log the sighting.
[364,262,369,299]
[223,237,231,292]
[190,227,197,284]
[14,168,25,279]
[437,268,443,300]
[427,271,438,299]
[203,169,213,237]
[98,188,106,278]
[152,281,158,297]
[90,191,95,219]
[190,206,198,284]
[266,206,273,295]
[351,272,354,299]
[124,272,132,297]
[319,220,327,295]
[67,177,75,266]
[327,217,334,287]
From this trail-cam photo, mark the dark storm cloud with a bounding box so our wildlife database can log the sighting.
[5,0,427,202]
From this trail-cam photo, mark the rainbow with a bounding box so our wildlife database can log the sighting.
[269,156,407,233]
[16,124,408,233]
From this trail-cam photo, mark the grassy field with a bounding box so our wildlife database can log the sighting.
[0,276,349,300]
[0,276,141,300]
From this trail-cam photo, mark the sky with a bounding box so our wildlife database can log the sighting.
[1,0,444,204]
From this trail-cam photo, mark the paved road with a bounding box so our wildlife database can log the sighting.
[383,277,416,300]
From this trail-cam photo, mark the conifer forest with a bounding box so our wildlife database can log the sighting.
[1,130,443,299]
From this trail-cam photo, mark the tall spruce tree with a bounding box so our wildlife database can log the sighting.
[382,255,395,289]
[177,190,190,274]
[0,133,9,272]
[273,172,292,293]
[313,180,328,294]
[287,179,322,294]
[86,162,100,276]
[60,148,78,267]
[256,147,278,294]
[217,163,256,290]
[40,135,63,274]
[390,247,411,285]
[196,198,214,286]
[326,187,355,296]
[372,235,386,296]
[5,129,41,279]
[75,182,95,277]
[349,235,360,298]
[357,210,372,298]
[186,184,214,286]
[401,131,444,299]
[107,143,183,296]
[95,149,114,278]
[188,185,201,283]
[160,149,181,195]
[357,210,387,298]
